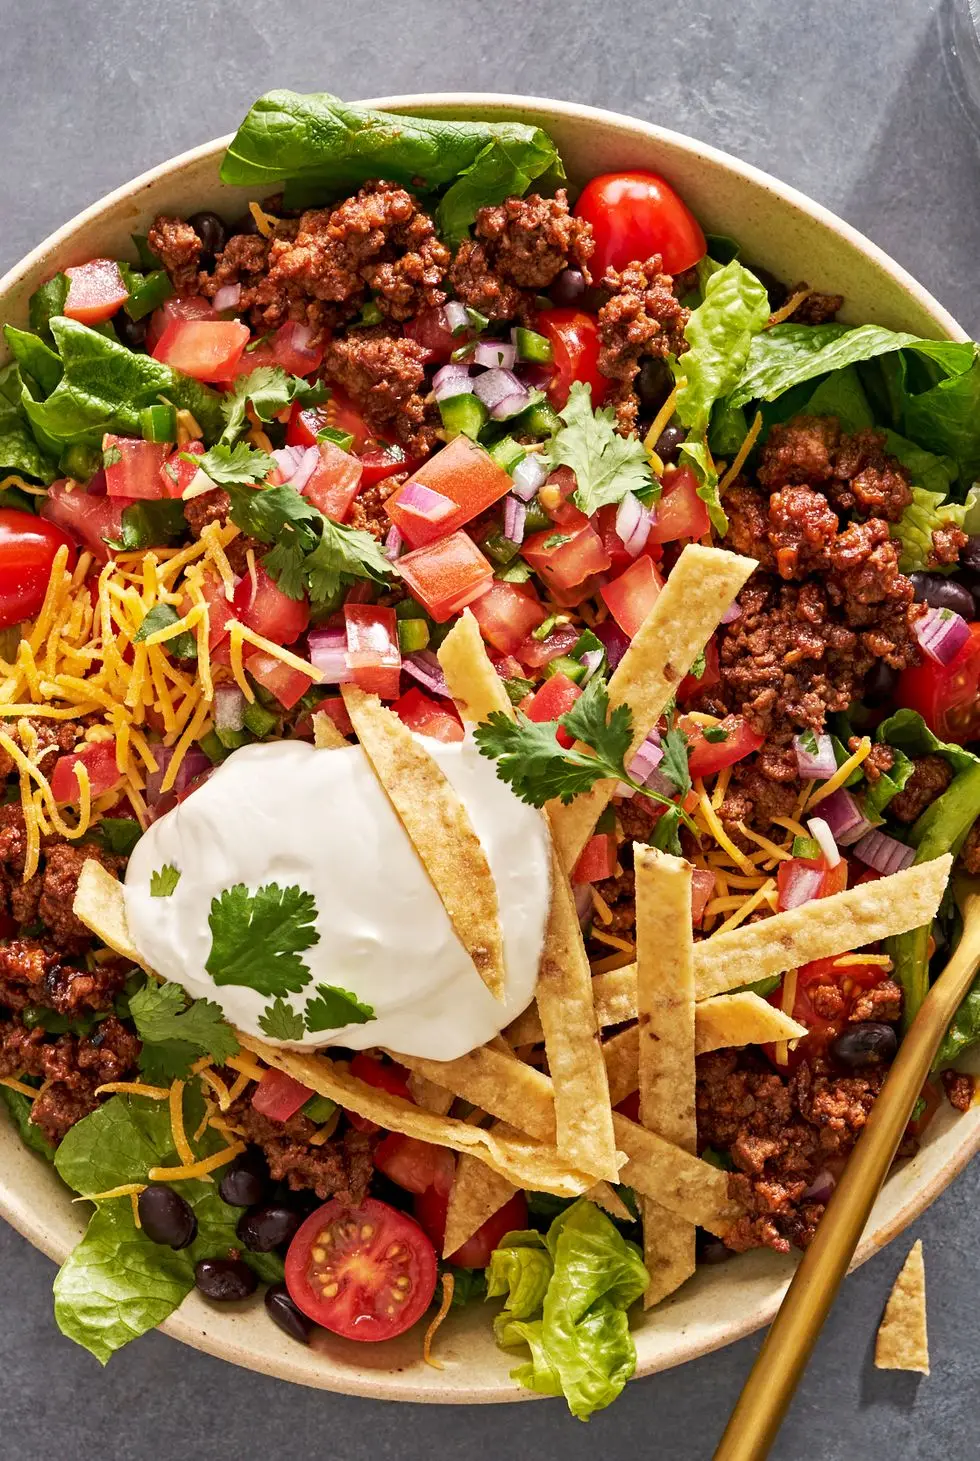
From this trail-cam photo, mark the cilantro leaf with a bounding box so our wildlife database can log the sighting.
[659,724,691,798]
[224,479,320,542]
[129,980,239,1082]
[549,381,655,514]
[648,804,683,856]
[105,499,186,552]
[191,440,276,487]
[258,998,305,1041]
[503,675,535,706]
[149,864,181,898]
[206,882,319,997]
[134,603,197,661]
[219,365,327,444]
[93,818,142,856]
[305,517,391,602]
[304,984,376,1033]
[561,677,633,769]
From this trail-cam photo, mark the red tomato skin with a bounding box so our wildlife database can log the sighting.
[595,503,636,576]
[0,510,78,627]
[648,466,711,544]
[895,621,980,743]
[251,1068,312,1122]
[239,321,324,377]
[572,832,617,884]
[404,307,456,363]
[516,622,580,670]
[160,441,205,499]
[678,636,720,704]
[691,868,716,927]
[776,855,848,911]
[600,556,664,638]
[63,259,129,324]
[373,1134,456,1195]
[244,649,310,710]
[102,435,169,500]
[346,1053,414,1134]
[535,308,607,410]
[233,565,309,646]
[526,671,581,750]
[396,532,494,622]
[392,687,464,743]
[286,401,413,488]
[286,1197,437,1341]
[414,1186,529,1268]
[145,295,216,353]
[468,581,548,655]
[573,171,707,276]
[685,714,765,780]
[522,522,612,595]
[301,442,363,522]
[385,436,512,549]
[50,740,121,803]
[152,320,250,383]
[41,482,134,562]
[345,603,401,700]
[538,466,587,530]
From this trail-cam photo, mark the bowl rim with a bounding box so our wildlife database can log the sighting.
[0,90,974,1402]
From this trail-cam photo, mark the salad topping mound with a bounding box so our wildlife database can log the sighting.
[0,89,977,1416]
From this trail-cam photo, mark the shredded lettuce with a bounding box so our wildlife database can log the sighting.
[673,260,770,435]
[890,484,980,572]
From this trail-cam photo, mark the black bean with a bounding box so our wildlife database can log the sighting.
[696,1230,734,1264]
[232,210,261,238]
[831,1022,898,1069]
[908,572,976,618]
[863,660,899,707]
[237,1203,303,1253]
[960,537,980,573]
[113,309,148,352]
[188,210,227,263]
[654,424,686,466]
[635,357,674,417]
[137,1184,197,1249]
[549,269,586,306]
[194,1257,258,1303]
[264,1283,314,1344]
[219,1149,270,1208]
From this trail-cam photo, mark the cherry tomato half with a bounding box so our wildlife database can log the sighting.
[285,1197,437,1341]
[346,1053,414,1134]
[895,620,980,743]
[535,308,607,410]
[573,171,707,276]
[0,509,78,627]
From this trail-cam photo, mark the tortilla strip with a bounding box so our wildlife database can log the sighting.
[601,997,808,1107]
[240,1035,593,1197]
[875,1239,929,1374]
[547,544,757,872]
[634,846,696,1308]
[74,859,153,970]
[588,1181,633,1224]
[406,1071,455,1116]
[444,1148,520,1257]
[397,1045,740,1235]
[436,615,620,1184]
[341,684,506,1000]
[312,710,348,749]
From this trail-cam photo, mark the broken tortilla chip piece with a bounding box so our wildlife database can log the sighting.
[444,1147,520,1258]
[875,1239,929,1375]
[312,710,348,749]
[634,846,697,1308]
[436,609,513,724]
[342,683,507,1000]
[74,859,152,970]
[547,544,757,872]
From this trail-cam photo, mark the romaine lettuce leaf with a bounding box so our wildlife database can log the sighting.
[890,484,980,573]
[0,1084,56,1161]
[673,260,770,434]
[486,1229,553,1318]
[0,363,58,483]
[678,435,727,534]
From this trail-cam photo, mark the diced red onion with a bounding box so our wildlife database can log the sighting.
[551,269,586,305]
[614,491,652,557]
[442,301,469,335]
[212,283,242,312]
[432,363,473,401]
[272,444,319,493]
[720,601,742,625]
[383,525,403,561]
[629,733,664,785]
[472,368,529,423]
[793,732,838,781]
[913,606,971,665]
[403,650,449,697]
[853,828,916,875]
[816,787,875,847]
[511,453,548,501]
[145,745,212,807]
[806,815,840,868]
[579,648,604,685]
[574,882,593,925]
[473,340,517,371]
[645,767,681,799]
[595,620,630,673]
[491,391,532,421]
[308,627,352,685]
[394,481,456,525]
[780,866,826,909]
[214,684,246,733]
[503,496,527,545]
[802,1169,836,1204]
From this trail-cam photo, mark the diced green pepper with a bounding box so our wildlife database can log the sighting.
[124,269,174,321]
[488,436,525,474]
[544,654,587,684]
[243,701,278,738]
[482,530,521,566]
[199,730,229,764]
[532,613,559,642]
[523,498,551,533]
[215,726,251,751]
[140,404,177,443]
[571,629,604,662]
[791,835,821,859]
[395,597,428,620]
[59,442,102,481]
[397,618,430,652]
[518,399,561,439]
[439,393,488,440]
[513,327,554,364]
[301,1094,338,1123]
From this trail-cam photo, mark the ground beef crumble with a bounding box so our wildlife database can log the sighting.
[889,755,953,823]
[227,1096,376,1203]
[449,189,593,323]
[596,255,690,434]
[0,1014,140,1145]
[147,216,202,294]
[322,324,435,457]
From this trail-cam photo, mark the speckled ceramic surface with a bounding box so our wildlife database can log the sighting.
[0,93,974,1402]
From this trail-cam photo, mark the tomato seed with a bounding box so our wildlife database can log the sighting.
[360,1224,374,1239]
[312,1246,326,1262]
[322,1281,339,1297]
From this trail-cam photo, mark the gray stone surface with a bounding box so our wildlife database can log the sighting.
[1,0,979,1455]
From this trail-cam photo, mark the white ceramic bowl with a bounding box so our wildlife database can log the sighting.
[1,93,976,1401]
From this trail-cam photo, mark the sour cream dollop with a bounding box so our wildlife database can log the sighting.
[124,738,551,1060]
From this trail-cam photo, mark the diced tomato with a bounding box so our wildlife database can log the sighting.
[600,555,664,638]
[145,295,216,353]
[251,1068,312,1122]
[286,401,332,449]
[691,868,716,927]
[244,649,311,710]
[404,306,456,363]
[347,1052,414,1134]
[345,603,401,700]
[517,621,580,669]
[523,522,612,596]
[373,1133,456,1196]
[572,832,617,884]
[535,308,607,410]
[573,171,707,276]
[102,434,169,500]
[159,440,205,499]
[51,739,122,803]
[286,1197,437,1340]
[765,947,882,1072]
[358,441,415,490]
[197,567,237,652]
[538,466,587,531]
[309,694,353,738]
[678,636,720,704]
[233,565,309,646]
[596,503,636,576]
[468,580,548,655]
[392,687,464,743]
[685,713,764,780]
[63,259,129,325]
[896,620,980,743]
[239,321,324,377]
[0,510,77,628]
[648,466,711,544]
[414,1185,529,1269]
[776,854,848,912]
[300,441,363,522]
[526,671,581,750]
[396,532,494,622]
[40,482,134,562]
[152,319,250,383]
[385,437,512,549]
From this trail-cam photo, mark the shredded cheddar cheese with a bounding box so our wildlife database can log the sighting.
[696,790,755,875]
[834,954,894,969]
[718,411,764,494]
[169,1079,196,1166]
[774,968,800,1065]
[767,287,813,328]
[73,1182,147,1204]
[644,381,682,463]
[147,1140,246,1183]
[735,821,793,862]
[713,878,776,935]
[0,1076,38,1099]
[94,1081,170,1099]
[590,887,614,926]
[806,738,872,808]
[590,928,635,954]
[248,200,278,237]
